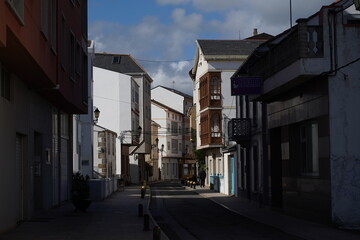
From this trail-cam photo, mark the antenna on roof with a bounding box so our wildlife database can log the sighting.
[172,80,175,90]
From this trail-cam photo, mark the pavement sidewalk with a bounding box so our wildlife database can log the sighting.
[0,186,155,240]
[187,186,360,240]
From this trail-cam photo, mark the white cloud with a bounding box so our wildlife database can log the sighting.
[156,0,190,5]
[90,0,336,95]
[150,62,193,96]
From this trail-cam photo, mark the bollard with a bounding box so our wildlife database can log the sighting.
[138,204,143,217]
[143,214,150,231]
[153,226,161,240]
[141,185,145,199]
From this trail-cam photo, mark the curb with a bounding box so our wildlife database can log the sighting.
[146,185,170,240]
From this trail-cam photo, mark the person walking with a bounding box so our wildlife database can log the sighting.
[199,169,206,188]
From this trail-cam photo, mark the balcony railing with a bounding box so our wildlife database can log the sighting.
[200,132,222,146]
[228,118,251,144]
[249,22,323,79]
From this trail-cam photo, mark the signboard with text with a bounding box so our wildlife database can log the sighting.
[231,77,263,95]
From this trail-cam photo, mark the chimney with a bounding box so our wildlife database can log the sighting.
[253,28,258,36]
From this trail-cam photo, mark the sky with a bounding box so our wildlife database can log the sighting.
[88,0,335,96]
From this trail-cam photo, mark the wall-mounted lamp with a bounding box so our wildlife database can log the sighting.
[158,144,164,154]
[94,108,100,123]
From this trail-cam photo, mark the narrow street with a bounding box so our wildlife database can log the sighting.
[149,181,303,240]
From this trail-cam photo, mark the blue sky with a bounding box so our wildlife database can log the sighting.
[88,0,334,95]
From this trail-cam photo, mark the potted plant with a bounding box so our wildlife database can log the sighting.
[72,172,91,212]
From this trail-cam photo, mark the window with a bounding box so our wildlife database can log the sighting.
[167,112,170,118]
[6,0,24,25]
[40,0,49,39]
[82,51,88,104]
[76,42,81,75]
[69,32,76,80]
[167,141,170,151]
[61,14,66,69]
[179,143,182,152]
[60,113,69,138]
[0,65,11,101]
[81,0,88,39]
[211,113,221,137]
[171,121,178,136]
[300,123,319,176]
[112,56,120,64]
[210,76,221,100]
[132,81,139,111]
[167,123,170,133]
[171,139,178,154]
[50,0,57,52]
[252,101,258,127]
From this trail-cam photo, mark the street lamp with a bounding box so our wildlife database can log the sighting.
[94,108,100,123]
[158,144,164,154]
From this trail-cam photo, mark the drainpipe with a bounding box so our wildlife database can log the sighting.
[261,102,269,205]
[245,96,251,199]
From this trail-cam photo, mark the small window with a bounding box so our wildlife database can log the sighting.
[112,56,120,64]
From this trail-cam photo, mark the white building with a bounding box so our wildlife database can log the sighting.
[73,40,96,177]
[93,54,152,184]
[151,100,183,180]
[189,37,270,195]
[151,86,195,180]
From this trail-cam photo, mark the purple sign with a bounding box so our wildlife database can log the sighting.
[231,77,263,95]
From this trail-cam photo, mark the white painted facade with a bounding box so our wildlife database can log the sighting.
[151,101,183,180]
[73,40,95,177]
[191,44,241,195]
[93,67,132,177]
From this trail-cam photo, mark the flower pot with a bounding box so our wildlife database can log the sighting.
[72,198,91,212]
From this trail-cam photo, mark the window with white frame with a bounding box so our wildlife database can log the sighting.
[210,75,221,100]
[210,113,221,137]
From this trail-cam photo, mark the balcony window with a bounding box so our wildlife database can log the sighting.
[210,76,221,100]
[211,113,221,137]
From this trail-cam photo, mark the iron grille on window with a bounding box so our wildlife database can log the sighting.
[228,118,251,143]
